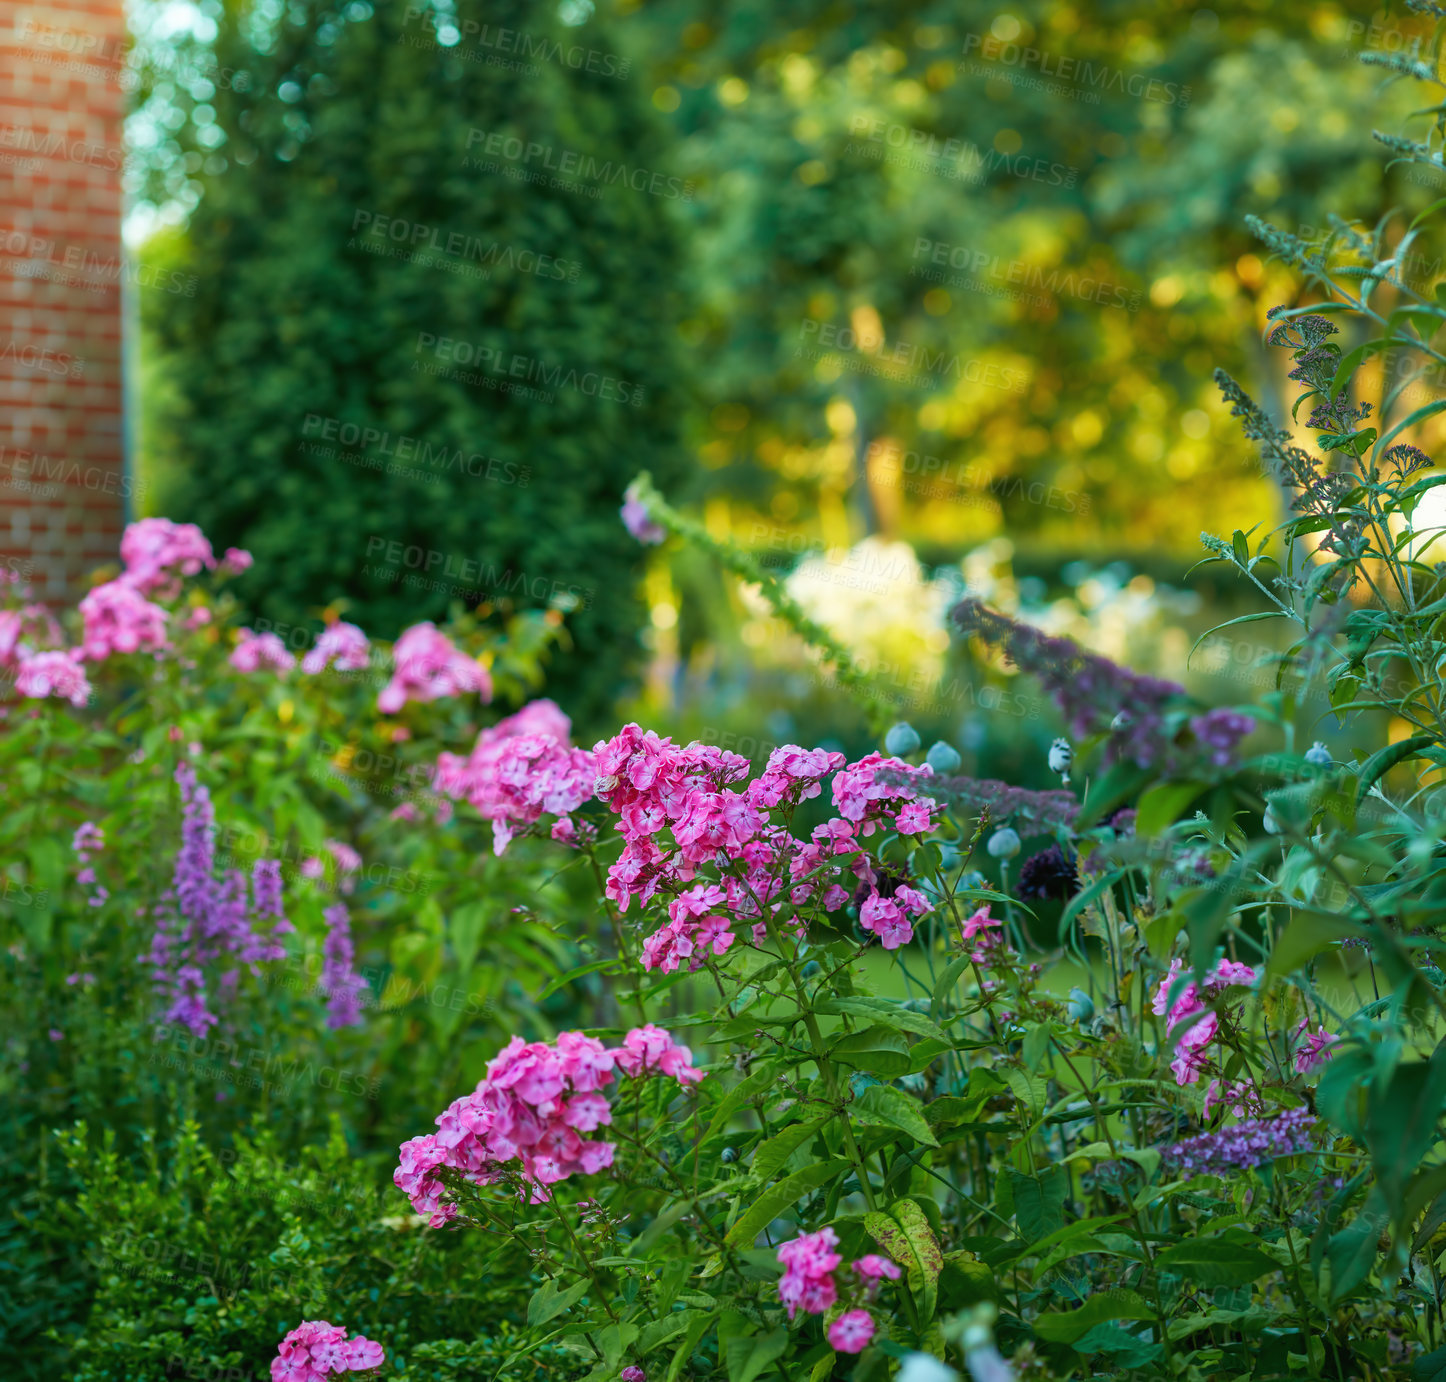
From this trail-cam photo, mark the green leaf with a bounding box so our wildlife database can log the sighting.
[1354,734,1438,804]
[1003,1167,1067,1239]
[698,1064,781,1145]
[752,1118,826,1182]
[724,1160,850,1247]
[892,1197,944,1322]
[852,1084,938,1146]
[1134,780,1206,838]
[535,957,621,1001]
[725,1328,788,1382]
[1032,1289,1155,1345]
[829,1026,911,1076]
[815,997,947,1042]
[526,1277,592,1327]
[1416,1346,1446,1382]
[1267,912,1364,978]
[637,1310,710,1356]
[448,899,488,974]
[1153,1237,1278,1286]
[1325,1191,1387,1302]
[932,955,973,1010]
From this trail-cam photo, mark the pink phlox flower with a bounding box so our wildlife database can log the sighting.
[831,753,937,835]
[120,518,216,593]
[270,1320,385,1380]
[16,649,92,707]
[853,1254,902,1281]
[1294,1021,1338,1075]
[78,579,170,660]
[230,629,295,673]
[302,621,371,674]
[1169,1011,1219,1086]
[433,701,595,855]
[378,622,491,713]
[745,745,846,809]
[611,1023,703,1084]
[776,1227,842,1319]
[859,893,913,951]
[827,1310,876,1354]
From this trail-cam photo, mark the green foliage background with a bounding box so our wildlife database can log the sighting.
[133,0,1446,735]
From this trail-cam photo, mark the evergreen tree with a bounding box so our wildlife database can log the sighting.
[144,0,688,725]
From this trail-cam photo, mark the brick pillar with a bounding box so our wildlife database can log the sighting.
[0,2,130,600]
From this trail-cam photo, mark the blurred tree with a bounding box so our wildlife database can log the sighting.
[137,0,689,727]
[612,0,1431,563]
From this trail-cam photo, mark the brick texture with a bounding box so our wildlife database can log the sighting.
[1,2,130,598]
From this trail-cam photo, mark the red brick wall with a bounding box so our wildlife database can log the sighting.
[0,1,130,599]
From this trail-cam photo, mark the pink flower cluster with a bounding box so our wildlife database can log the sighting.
[3,519,246,708]
[395,1024,702,1222]
[776,1228,901,1353]
[78,580,170,660]
[301,621,372,674]
[270,1321,384,1380]
[591,730,936,967]
[434,700,595,854]
[1294,1021,1337,1075]
[378,622,491,713]
[1152,957,1258,1085]
[960,905,1006,962]
[120,517,217,593]
[15,649,92,706]
[231,628,296,673]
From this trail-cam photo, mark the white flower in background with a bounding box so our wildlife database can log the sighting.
[750,537,955,682]
[1047,737,1073,783]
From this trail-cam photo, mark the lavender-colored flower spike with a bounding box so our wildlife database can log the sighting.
[320,903,368,1029]
[1160,1107,1317,1177]
[952,598,1185,766]
[143,763,292,1035]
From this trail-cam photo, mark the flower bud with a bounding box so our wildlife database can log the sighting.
[720,1146,739,1165]
[986,827,1021,860]
[1047,737,1073,782]
[1067,987,1094,1022]
[884,722,922,756]
[898,1353,960,1382]
[1263,804,1281,835]
[1304,741,1332,768]
[925,740,962,774]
